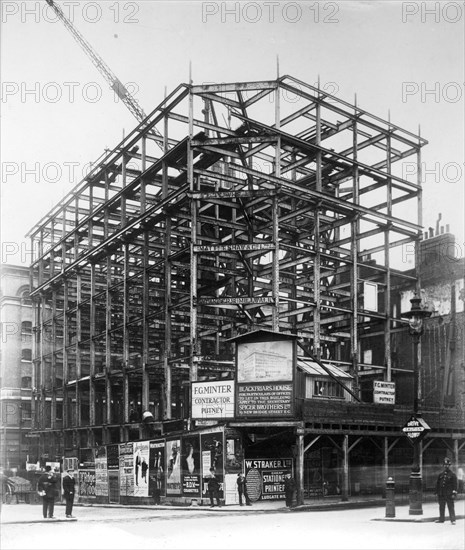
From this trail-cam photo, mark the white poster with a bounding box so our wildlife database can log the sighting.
[133,441,150,497]
[191,380,235,419]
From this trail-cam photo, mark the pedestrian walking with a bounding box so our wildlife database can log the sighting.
[435,457,458,524]
[284,472,296,509]
[206,467,221,507]
[237,473,252,506]
[37,466,58,519]
[62,469,76,518]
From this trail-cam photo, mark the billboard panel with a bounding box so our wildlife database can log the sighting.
[244,458,293,501]
[182,435,201,496]
[191,380,235,420]
[166,439,182,495]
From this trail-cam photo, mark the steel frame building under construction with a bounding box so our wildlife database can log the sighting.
[28,76,463,485]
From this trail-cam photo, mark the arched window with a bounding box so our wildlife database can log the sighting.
[21,348,32,362]
[20,290,32,306]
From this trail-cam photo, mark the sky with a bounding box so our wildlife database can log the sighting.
[1,0,464,267]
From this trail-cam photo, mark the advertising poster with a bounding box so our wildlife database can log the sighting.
[244,458,293,501]
[182,435,201,496]
[78,447,95,469]
[237,340,293,382]
[133,441,150,497]
[78,470,96,498]
[166,439,181,495]
[225,429,244,474]
[94,445,108,497]
[201,431,224,500]
[119,442,134,497]
[149,440,165,501]
[106,444,120,471]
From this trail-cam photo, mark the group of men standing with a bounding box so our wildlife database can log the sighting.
[37,466,76,519]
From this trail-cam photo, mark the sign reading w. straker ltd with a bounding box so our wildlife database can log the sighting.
[191,380,235,419]
[244,458,293,501]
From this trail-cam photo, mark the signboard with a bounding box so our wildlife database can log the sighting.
[244,458,293,501]
[236,337,294,418]
[194,243,274,253]
[191,380,235,420]
[237,340,293,383]
[402,415,431,443]
[199,297,273,306]
[237,382,293,417]
[373,381,396,405]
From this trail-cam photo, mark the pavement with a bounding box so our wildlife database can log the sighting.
[1,494,464,525]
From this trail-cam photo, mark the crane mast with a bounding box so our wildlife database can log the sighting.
[45,0,163,143]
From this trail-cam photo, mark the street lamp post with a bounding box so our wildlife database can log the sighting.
[402,293,432,515]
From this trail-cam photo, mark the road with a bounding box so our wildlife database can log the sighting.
[1,504,463,550]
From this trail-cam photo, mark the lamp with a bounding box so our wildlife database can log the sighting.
[401,292,432,515]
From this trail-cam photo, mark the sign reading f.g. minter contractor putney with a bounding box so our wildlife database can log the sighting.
[191,380,235,419]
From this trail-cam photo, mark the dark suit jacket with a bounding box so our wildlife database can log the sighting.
[436,469,458,498]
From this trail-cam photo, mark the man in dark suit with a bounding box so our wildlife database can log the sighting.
[435,457,458,524]
[62,469,76,518]
[237,473,252,506]
[284,472,296,508]
[37,466,58,519]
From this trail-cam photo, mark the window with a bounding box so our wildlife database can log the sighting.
[21,376,32,389]
[21,290,32,306]
[312,379,345,399]
[21,349,32,362]
[21,402,32,420]
[21,321,32,335]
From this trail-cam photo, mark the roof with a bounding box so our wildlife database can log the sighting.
[227,329,298,344]
[298,359,353,379]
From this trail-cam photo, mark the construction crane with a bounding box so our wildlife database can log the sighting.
[45,0,163,145]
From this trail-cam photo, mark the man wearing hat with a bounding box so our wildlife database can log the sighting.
[435,457,458,524]
[62,469,76,518]
[37,465,58,519]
